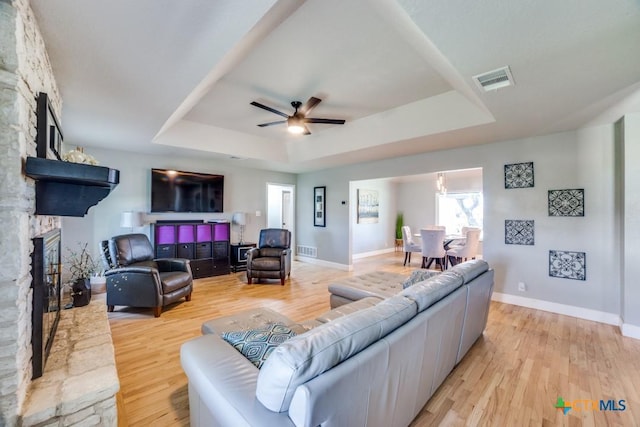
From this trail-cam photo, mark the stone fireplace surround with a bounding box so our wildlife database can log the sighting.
[0,1,118,425]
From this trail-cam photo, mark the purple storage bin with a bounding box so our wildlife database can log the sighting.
[213,223,229,241]
[156,225,175,244]
[196,224,212,242]
[178,225,195,243]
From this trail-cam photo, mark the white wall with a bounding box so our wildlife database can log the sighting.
[61,147,296,275]
[622,113,640,327]
[396,177,437,234]
[350,178,397,255]
[296,126,619,317]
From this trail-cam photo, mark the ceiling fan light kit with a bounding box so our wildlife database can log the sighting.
[287,117,305,134]
[250,97,345,135]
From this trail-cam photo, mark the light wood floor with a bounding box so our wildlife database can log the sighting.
[109,252,640,426]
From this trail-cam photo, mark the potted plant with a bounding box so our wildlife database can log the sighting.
[65,242,99,307]
[395,212,404,250]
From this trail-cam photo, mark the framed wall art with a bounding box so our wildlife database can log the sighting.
[548,189,584,217]
[36,92,63,161]
[357,189,379,224]
[504,162,534,189]
[505,220,534,245]
[314,186,326,227]
[549,250,586,281]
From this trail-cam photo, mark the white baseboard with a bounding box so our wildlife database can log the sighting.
[621,323,640,340]
[295,256,352,271]
[492,292,621,326]
[352,248,395,260]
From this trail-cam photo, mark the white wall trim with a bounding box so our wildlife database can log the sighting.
[295,255,352,271]
[352,248,395,260]
[492,292,621,326]
[621,323,640,340]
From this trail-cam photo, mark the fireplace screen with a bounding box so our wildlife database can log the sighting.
[31,228,61,379]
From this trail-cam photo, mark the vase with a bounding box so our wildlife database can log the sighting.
[72,278,91,307]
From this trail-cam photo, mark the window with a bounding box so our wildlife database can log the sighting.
[436,192,483,236]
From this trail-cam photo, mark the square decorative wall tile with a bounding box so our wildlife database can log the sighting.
[505,220,534,245]
[548,189,584,216]
[504,162,534,189]
[549,250,586,281]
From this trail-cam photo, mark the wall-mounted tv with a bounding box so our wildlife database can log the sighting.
[151,168,224,213]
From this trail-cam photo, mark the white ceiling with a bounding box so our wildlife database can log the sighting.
[30,0,640,173]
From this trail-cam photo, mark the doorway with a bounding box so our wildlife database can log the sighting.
[266,183,295,247]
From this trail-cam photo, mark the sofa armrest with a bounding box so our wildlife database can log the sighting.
[104,267,162,308]
[180,334,295,426]
[246,247,259,263]
[106,265,158,275]
[156,258,191,273]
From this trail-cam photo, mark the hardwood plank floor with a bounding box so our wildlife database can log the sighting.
[108,252,640,426]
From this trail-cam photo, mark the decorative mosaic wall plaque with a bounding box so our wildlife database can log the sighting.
[505,220,534,245]
[504,162,534,189]
[549,250,586,281]
[548,189,584,217]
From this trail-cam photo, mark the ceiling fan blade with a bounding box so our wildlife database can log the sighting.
[257,120,287,127]
[303,125,311,135]
[299,97,322,116]
[250,101,290,118]
[304,118,346,125]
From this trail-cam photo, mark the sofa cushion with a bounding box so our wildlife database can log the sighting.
[315,296,381,323]
[399,272,464,312]
[221,323,297,369]
[256,294,417,412]
[448,259,489,284]
[401,269,441,289]
[160,271,191,293]
[328,271,407,301]
[251,257,282,270]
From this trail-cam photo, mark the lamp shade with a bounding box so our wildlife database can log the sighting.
[232,212,247,226]
[120,211,143,228]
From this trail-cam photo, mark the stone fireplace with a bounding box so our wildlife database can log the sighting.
[0,1,117,425]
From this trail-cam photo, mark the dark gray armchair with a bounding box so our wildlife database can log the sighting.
[101,233,193,317]
[246,229,291,286]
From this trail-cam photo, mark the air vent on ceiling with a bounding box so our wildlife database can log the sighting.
[472,66,515,92]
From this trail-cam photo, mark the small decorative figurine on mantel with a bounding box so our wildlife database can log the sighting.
[62,146,99,165]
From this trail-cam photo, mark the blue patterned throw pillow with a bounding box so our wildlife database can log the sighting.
[221,323,297,369]
[402,269,441,289]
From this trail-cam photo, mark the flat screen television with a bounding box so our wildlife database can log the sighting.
[151,168,224,213]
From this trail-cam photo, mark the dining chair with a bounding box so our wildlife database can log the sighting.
[423,225,446,230]
[447,228,481,266]
[447,226,473,250]
[419,228,447,270]
[401,226,422,266]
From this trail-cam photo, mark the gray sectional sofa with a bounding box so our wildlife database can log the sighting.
[180,260,494,427]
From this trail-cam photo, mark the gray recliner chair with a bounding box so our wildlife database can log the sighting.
[246,229,291,286]
[101,233,193,317]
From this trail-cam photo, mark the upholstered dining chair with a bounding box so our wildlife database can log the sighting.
[447,228,481,267]
[100,233,193,317]
[423,225,446,230]
[401,226,422,266]
[419,228,447,270]
[246,228,291,285]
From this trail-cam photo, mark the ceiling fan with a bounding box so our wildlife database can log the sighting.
[250,97,345,135]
